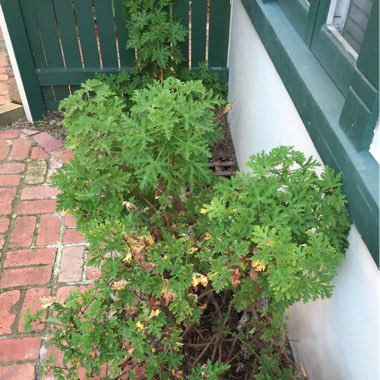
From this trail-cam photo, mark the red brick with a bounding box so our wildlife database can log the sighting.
[33,132,63,152]
[4,248,56,267]
[18,287,50,332]
[41,345,64,374]
[21,128,39,136]
[0,175,20,186]
[63,229,85,244]
[9,138,32,161]
[0,163,25,174]
[0,130,20,140]
[36,214,61,246]
[59,246,85,282]
[65,214,76,227]
[86,267,102,281]
[0,265,52,288]
[17,200,56,214]
[30,146,49,159]
[56,285,89,301]
[0,363,35,380]
[0,188,16,215]
[0,140,9,160]
[0,235,4,249]
[21,186,59,200]
[9,216,36,248]
[78,364,108,380]
[0,290,21,334]
[0,217,9,233]
[0,337,41,362]
[49,157,62,170]
[54,148,74,163]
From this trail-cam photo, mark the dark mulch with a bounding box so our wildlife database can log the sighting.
[210,116,239,177]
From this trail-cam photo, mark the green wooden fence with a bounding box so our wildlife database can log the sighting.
[1,0,230,120]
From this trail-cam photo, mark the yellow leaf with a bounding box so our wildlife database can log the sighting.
[123,252,133,262]
[145,235,155,246]
[251,260,266,272]
[199,208,208,215]
[192,274,208,287]
[149,309,161,318]
[40,296,62,309]
[202,232,212,241]
[136,321,144,331]
[111,279,127,290]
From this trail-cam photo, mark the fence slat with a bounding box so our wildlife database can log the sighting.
[53,86,71,109]
[34,0,64,68]
[191,0,207,66]
[94,1,118,67]
[173,0,190,66]
[19,0,46,68]
[113,0,134,67]
[53,0,82,68]
[34,0,70,103]
[73,0,100,68]
[2,0,45,119]
[5,0,229,116]
[19,0,55,114]
[209,0,230,67]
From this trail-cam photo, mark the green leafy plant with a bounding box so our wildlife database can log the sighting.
[125,0,187,81]
[28,108,350,379]
[54,77,222,234]
[25,2,351,378]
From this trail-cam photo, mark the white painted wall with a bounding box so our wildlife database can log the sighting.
[228,1,380,379]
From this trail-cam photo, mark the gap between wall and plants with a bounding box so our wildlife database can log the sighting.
[25,1,351,379]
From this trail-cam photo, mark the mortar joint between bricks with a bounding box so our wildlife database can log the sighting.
[0,164,28,273]
[50,213,68,294]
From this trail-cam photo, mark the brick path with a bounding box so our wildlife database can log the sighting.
[0,129,100,379]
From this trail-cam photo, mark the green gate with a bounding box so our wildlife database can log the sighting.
[1,0,230,120]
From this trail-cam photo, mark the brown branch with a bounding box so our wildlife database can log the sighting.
[192,335,216,367]
[226,336,238,362]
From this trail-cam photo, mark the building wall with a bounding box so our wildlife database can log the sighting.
[227,1,379,379]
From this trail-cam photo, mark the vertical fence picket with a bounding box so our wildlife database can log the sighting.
[19,0,55,112]
[191,0,208,66]
[34,0,70,104]
[3,0,230,116]
[113,0,133,67]
[34,0,64,67]
[208,0,230,67]
[73,0,100,68]
[53,0,82,68]
[173,0,190,66]
[19,0,46,69]
[94,1,118,67]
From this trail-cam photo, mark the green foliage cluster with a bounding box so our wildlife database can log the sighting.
[124,0,187,80]
[25,1,351,379]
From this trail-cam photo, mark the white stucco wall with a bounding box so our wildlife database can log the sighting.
[228,1,380,379]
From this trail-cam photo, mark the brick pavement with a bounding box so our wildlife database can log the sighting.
[0,129,100,379]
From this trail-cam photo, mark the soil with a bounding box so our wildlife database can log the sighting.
[210,116,239,177]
